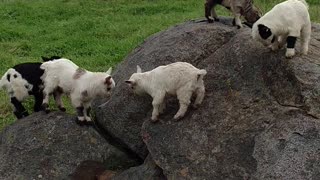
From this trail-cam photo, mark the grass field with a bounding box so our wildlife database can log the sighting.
[0,0,319,130]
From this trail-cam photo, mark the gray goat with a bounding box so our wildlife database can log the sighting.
[205,0,261,28]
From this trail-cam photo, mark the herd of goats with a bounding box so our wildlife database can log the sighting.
[0,0,311,125]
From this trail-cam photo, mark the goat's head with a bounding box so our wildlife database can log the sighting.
[125,65,146,95]
[244,5,261,25]
[252,24,276,47]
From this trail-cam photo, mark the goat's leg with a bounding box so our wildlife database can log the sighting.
[286,30,300,58]
[174,89,192,120]
[83,102,93,126]
[159,101,166,114]
[53,91,66,112]
[278,35,287,49]
[300,23,311,55]
[11,97,28,119]
[71,94,85,126]
[151,93,165,122]
[193,84,205,109]
[33,92,44,112]
[232,6,243,29]
[205,1,215,23]
[42,84,55,113]
[270,36,280,51]
[211,7,219,21]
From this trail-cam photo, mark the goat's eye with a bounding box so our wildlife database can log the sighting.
[13,74,18,78]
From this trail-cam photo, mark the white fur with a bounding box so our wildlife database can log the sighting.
[0,68,32,101]
[252,0,311,58]
[40,58,115,121]
[126,62,207,121]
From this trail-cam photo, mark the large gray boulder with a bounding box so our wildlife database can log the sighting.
[95,18,320,179]
[0,111,139,179]
[94,18,238,158]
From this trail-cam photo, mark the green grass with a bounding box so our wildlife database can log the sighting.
[0,0,319,130]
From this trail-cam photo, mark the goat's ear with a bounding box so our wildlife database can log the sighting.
[106,67,112,75]
[105,76,112,85]
[137,65,142,73]
[125,80,136,86]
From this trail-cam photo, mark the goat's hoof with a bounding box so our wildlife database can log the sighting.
[214,18,219,22]
[237,25,242,29]
[232,19,236,26]
[84,121,94,126]
[174,114,183,120]
[75,119,85,126]
[45,109,50,114]
[59,106,66,112]
[151,117,159,123]
[301,50,308,55]
[192,104,200,109]
[285,49,295,58]
[207,19,214,23]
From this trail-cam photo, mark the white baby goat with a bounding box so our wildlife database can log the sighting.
[40,58,115,125]
[125,62,207,122]
[252,0,311,58]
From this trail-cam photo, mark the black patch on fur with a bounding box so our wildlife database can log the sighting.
[258,24,272,40]
[12,63,44,93]
[287,36,297,49]
[41,56,62,62]
[6,74,10,82]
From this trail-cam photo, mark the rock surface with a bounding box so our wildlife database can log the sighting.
[94,18,320,179]
[94,18,238,159]
[0,111,139,179]
[112,155,165,180]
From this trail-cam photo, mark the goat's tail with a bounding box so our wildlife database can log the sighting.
[297,0,309,8]
[197,69,207,81]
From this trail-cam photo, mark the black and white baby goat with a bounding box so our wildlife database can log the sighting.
[252,0,311,58]
[0,56,61,119]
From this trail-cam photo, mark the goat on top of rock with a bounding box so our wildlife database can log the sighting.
[252,0,311,58]
[205,0,261,28]
[40,58,115,125]
[0,56,61,119]
[125,62,207,122]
